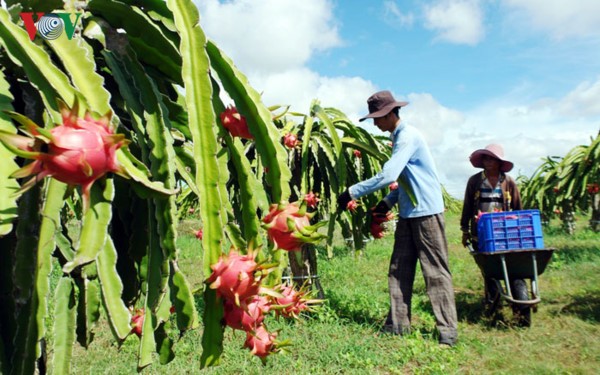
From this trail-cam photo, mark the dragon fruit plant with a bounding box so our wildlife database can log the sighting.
[0,99,129,209]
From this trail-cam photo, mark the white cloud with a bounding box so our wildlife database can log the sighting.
[502,0,600,39]
[402,93,465,147]
[435,81,600,197]
[383,1,414,28]
[247,69,377,120]
[193,0,598,202]
[423,0,485,45]
[196,0,341,74]
[558,77,600,117]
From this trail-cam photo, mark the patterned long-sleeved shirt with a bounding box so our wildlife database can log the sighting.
[348,122,444,218]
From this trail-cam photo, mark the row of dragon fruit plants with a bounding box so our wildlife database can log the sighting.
[0,0,396,372]
[518,131,600,233]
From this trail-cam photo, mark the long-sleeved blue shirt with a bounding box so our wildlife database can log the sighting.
[348,122,444,218]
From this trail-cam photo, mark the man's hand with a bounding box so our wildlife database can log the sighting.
[337,189,352,211]
[372,200,390,215]
[461,231,471,247]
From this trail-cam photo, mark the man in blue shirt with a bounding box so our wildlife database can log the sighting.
[338,90,458,346]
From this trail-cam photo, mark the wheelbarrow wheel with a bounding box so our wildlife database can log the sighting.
[511,279,531,327]
[484,278,501,319]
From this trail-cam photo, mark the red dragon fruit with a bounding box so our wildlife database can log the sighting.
[220,105,254,139]
[205,249,265,305]
[370,222,385,239]
[271,284,320,319]
[283,133,299,149]
[587,183,599,195]
[130,308,145,337]
[0,99,129,209]
[370,210,395,239]
[195,228,203,240]
[304,192,320,209]
[389,181,399,190]
[262,201,327,251]
[346,200,358,212]
[223,295,271,331]
[243,325,277,359]
[353,150,362,158]
[372,211,395,225]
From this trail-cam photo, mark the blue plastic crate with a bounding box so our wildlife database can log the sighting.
[477,209,544,252]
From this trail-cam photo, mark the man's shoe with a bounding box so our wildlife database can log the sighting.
[438,336,456,347]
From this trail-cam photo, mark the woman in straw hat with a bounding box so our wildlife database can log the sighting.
[460,144,530,325]
[460,143,522,247]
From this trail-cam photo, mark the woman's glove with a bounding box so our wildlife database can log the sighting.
[461,231,471,247]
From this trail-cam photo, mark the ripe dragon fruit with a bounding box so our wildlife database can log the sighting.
[370,211,395,239]
[195,228,203,240]
[587,183,599,195]
[130,308,145,337]
[370,222,385,239]
[346,200,358,212]
[219,105,254,139]
[353,150,362,158]
[243,325,277,359]
[262,201,327,251]
[205,249,264,305]
[271,284,321,319]
[283,133,299,149]
[389,181,399,190]
[223,295,271,331]
[0,99,129,209]
[304,192,320,209]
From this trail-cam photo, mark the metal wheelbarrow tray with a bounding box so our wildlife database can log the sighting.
[471,248,555,326]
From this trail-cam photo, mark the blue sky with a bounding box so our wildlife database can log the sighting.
[196,0,600,197]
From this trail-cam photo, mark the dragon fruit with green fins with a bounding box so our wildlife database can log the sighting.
[271,284,323,319]
[223,295,271,331]
[262,200,328,251]
[205,249,268,306]
[243,325,278,360]
[0,98,129,210]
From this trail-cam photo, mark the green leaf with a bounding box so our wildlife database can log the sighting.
[0,8,74,122]
[88,0,182,84]
[75,276,101,349]
[11,180,66,375]
[154,323,175,365]
[117,149,177,197]
[63,181,114,273]
[97,237,132,341]
[169,262,199,332]
[51,277,77,375]
[0,70,19,236]
[46,32,111,115]
[340,137,386,162]
[207,40,291,204]
[166,0,225,366]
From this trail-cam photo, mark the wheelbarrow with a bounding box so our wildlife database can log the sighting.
[468,245,555,327]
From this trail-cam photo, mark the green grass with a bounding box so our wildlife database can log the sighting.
[68,212,600,374]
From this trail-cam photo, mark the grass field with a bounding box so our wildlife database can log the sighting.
[68,211,600,374]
